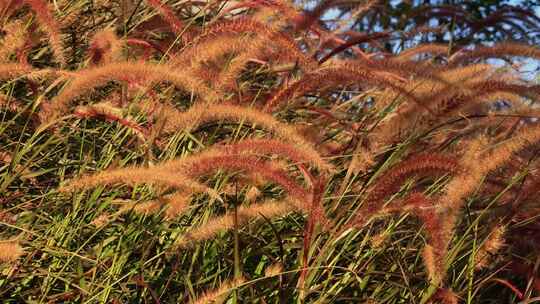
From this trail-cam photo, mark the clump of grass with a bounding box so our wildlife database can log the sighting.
[1,0,540,303]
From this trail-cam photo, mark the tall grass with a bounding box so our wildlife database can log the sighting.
[1,0,540,303]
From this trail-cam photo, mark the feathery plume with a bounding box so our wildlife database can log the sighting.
[73,102,147,141]
[173,35,250,67]
[191,277,245,304]
[213,37,270,91]
[370,231,389,249]
[264,262,283,277]
[176,199,298,248]
[443,124,540,211]
[195,18,316,70]
[244,186,261,203]
[420,137,488,285]
[449,43,540,66]
[91,213,111,227]
[395,44,450,61]
[368,64,495,143]
[420,208,449,286]
[24,0,66,66]
[63,149,314,206]
[422,244,439,284]
[429,81,540,119]
[118,200,163,217]
[475,225,505,270]
[88,29,123,65]
[345,154,457,252]
[173,32,269,92]
[216,139,333,173]
[44,62,217,123]
[419,136,494,285]
[367,154,458,203]
[0,20,27,62]
[0,93,22,112]
[144,0,185,38]
[0,241,23,263]
[180,154,311,203]
[60,167,219,201]
[159,103,322,166]
[263,64,426,113]
[431,288,459,304]
[0,63,34,80]
[163,192,190,219]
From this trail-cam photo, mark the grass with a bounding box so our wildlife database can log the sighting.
[1,117,521,302]
[2,0,540,303]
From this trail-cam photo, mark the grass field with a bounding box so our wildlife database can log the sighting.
[1,1,540,303]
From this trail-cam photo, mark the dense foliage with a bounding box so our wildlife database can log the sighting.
[1,0,540,303]
[327,0,540,48]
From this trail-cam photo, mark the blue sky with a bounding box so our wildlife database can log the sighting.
[319,0,540,81]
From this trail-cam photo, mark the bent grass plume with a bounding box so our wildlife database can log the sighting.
[175,199,299,248]
[73,102,148,141]
[213,139,333,174]
[61,142,322,219]
[156,103,328,170]
[0,63,36,80]
[474,225,506,270]
[191,277,246,304]
[60,166,221,201]
[421,127,540,287]
[193,18,317,70]
[43,62,218,123]
[90,192,190,227]
[345,153,459,229]
[448,42,540,66]
[144,0,186,39]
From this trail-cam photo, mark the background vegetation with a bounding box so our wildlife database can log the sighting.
[1,0,540,303]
